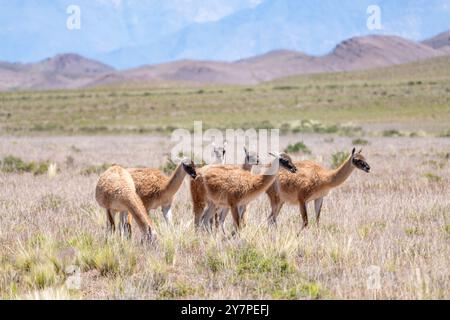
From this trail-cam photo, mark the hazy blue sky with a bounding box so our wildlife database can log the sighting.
[0,0,449,68]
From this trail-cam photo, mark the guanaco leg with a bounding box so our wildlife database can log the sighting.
[299,201,309,229]
[314,197,324,225]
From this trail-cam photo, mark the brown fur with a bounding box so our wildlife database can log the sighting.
[121,160,196,237]
[190,148,259,228]
[95,165,155,242]
[266,149,370,229]
[198,155,296,230]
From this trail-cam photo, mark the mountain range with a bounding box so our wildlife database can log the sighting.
[1,30,449,91]
[1,0,450,69]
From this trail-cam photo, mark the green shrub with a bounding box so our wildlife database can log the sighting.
[290,120,362,136]
[423,172,442,182]
[273,86,299,90]
[272,282,323,300]
[284,141,311,154]
[404,227,424,236]
[352,138,369,145]
[233,246,292,276]
[331,151,350,169]
[1,155,49,175]
[160,159,177,175]
[205,251,225,274]
[29,263,57,289]
[80,163,111,175]
[383,129,403,137]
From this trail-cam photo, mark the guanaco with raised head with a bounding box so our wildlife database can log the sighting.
[118,158,197,237]
[199,152,297,231]
[266,148,370,229]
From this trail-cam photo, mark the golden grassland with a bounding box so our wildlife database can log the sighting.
[0,135,448,299]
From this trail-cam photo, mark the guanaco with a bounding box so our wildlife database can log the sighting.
[118,158,197,238]
[199,152,297,231]
[266,148,370,229]
[95,164,156,243]
[212,141,227,164]
[190,146,259,228]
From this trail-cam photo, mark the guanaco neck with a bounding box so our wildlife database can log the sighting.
[247,159,279,195]
[326,156,355,188]
[162,163,187,196]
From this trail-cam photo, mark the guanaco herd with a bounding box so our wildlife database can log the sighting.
[95,143,370,243]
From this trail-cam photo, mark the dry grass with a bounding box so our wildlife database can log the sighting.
[0,135,449,299]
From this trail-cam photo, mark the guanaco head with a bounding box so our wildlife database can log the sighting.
[269,152,297,173]
[212,141,227,164]
[244,146,259,165]
[351,148,370,173]
[181,158,197,179]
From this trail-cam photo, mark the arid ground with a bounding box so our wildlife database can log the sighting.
[0,135,448,299]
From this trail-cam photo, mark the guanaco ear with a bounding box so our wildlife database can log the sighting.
[352,147,356,156]
[243,146,249,156]
[358,148,363,154]
[269,152,280,158]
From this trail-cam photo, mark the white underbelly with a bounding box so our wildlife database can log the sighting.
[280,189,330,204]
[307,189,330,202]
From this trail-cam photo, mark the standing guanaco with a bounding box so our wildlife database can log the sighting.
[118,158,197,238]
[198,152,297,231]
[95,165,156,243]
[190,146,259,229]
[266,148,370,229]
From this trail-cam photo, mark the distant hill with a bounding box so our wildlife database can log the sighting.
[0,54,114,91]
[422,30,450,53]
[0,31,449,91]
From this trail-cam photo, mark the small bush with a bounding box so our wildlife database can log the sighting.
[158,281,195,299]
[383,129,403,137]
[423,172,442,182]
[205,251,225,274]
[233,246,292,276]
[404,227,424,236]
[284,141,311,154]
[160,159,177,175]
[29,263,57,289]
[331,151,349,169]
[93,247,120,276]
[1,156,49,175]
[273,86,299,90]
[272,282,323,299]
[352,138,369,146]
[443,225,450,235]
[80,163,111,176]
[290,119,362,136]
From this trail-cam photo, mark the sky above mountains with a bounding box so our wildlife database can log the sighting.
[0,0,449,69]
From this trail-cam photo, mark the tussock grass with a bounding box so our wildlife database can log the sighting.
[0,135,449,299]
